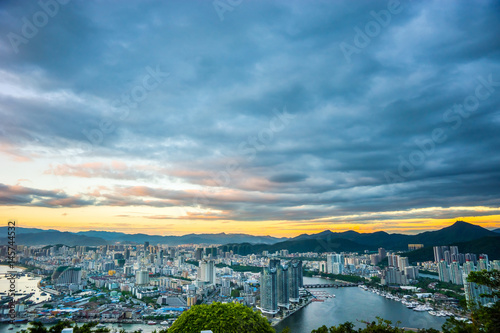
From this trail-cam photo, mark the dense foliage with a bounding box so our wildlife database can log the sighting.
[302,271,365,283]
[168,302,274,333]
[310,317,439,333]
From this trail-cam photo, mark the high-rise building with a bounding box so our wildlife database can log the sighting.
[398,257,409,271]
[124,265,133,276]
[144,242,150,250]
[444,250,451,264]
[289,260,302,302]
[124,248,130,260]
[404,266,419,280]
[463,261,494,309]
[198,260,216,285]
[260,267,278,314]
[370,254,380,265]
[326,254,344,274]
[136,270,150,285]
[269,259,281,269]
[195,248,203,260]
[449,261,463,285]
[433,246,443,263]
[221,278,231,297]
[438,260,450,283]
[381,267,407,285]
[478,255,489,271]
[277,264,289,309]
[450,246,459,262]
[103,262,115,272]
[465,253,477,264]
[378,248,386,260]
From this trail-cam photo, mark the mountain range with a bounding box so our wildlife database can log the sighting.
[0,227,287,246]
[1,221,498,251]
[220,221,500,255]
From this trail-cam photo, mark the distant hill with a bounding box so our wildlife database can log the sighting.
[0,231,107,246]
[221,235,376,256]
[75,230,286,245]
[406,236,500,263]
[220,221,499,254]
[0,227,286,246]
[492,228,500,234]
[285,221,497,250]
[0,221,495,249]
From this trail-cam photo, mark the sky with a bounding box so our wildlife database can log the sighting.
[0,0,500,237]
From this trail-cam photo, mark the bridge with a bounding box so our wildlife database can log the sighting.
[303,283,358,288]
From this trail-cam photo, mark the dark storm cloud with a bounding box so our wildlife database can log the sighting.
[1,0,500,222]
[269,174,308,183]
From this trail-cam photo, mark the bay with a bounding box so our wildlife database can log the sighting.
[274,277,447,333]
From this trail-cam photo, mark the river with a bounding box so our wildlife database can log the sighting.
[274,277,447,333]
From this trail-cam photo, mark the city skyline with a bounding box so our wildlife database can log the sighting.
[1,1,500,237]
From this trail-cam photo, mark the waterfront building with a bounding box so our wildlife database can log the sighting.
[289,260,302,302]
[260,267,278,314]
[277,264,290,309]
[381,267,407,285]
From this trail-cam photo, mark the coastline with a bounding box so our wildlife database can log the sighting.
[0,264,26,272]
[271,298,313,327]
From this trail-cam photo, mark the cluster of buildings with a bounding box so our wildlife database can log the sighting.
[380,252,420,285]
[433,246,500,308]
[258,259,303,316]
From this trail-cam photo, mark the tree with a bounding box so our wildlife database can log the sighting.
[441,269,500,333]
[168,302,275,333]
[467,270,500,298]
[310,317,442,333]
[27,322,47,333]
[48,321,73,333]
[311,321,356,333]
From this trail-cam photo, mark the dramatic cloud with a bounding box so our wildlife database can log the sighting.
[0,0,499,234]
[0,183,95,208]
